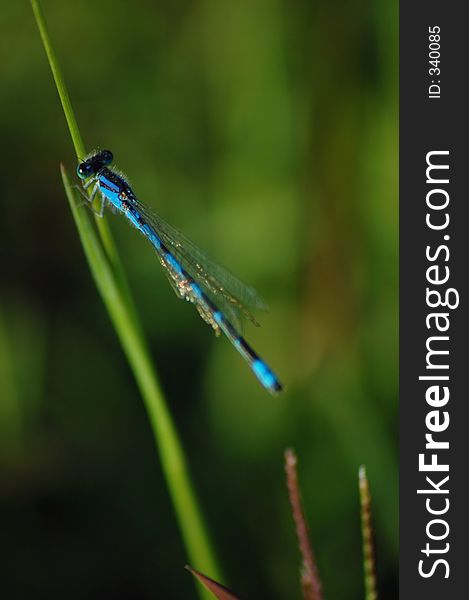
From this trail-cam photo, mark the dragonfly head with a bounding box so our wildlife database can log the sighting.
[77,150,114,179]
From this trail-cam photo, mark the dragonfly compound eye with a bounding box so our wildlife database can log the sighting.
[100,150,114,165]
[76,163,90,179]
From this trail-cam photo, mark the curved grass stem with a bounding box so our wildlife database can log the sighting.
[31,1,222,596]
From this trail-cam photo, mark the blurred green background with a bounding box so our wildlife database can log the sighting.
[1,0,397,598]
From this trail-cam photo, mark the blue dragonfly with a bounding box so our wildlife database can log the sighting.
[77,150,283,394]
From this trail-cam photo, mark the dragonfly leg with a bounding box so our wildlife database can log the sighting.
[86,184,106,217]
[73,181,105,216]
[93,192,106,218]
[72,176,94,199]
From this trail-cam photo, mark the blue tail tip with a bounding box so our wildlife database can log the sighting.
[252,359,283,394]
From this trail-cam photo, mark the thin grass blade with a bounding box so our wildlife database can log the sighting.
[285,449,323,600]
[359,466,378,600]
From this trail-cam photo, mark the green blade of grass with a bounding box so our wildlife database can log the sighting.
[31,1,222,595]
[30,0,129,283]
[61,168,221,593]
[31,0,84,158]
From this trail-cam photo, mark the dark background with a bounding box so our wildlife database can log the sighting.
[1,1,397,598]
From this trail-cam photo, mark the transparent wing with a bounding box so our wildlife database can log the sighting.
[132,197,268,327]
[157,246,245,332]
